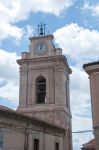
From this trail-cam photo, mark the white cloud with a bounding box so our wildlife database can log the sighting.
[70,66,93,150]
[0,49,19,81]
[0,22,24,41]
[9,0,74,19]
[72,113,93,149]
[0,1,24,40]
[0,82,19,105]
[0,49,20,104]
[73,126,94,150]
[54,23,99,61]
[82,1,99,16]
[70,66,92,130]
[54,24,97,149]
[25,25,34,38]
[0,0,74,41]
[30,0,74,16]
[70,66,90,116]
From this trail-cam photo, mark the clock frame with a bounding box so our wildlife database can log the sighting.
[34,42,48,55]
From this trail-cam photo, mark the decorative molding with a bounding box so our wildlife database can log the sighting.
[20,67,27,75]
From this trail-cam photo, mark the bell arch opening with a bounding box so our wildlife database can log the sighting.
[36,76,46,104]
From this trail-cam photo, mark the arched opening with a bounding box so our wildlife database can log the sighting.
[36,76,46,104]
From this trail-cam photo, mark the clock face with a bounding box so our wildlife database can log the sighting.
[35,42,48,55]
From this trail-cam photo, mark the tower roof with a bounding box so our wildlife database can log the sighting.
[82,138,96,149]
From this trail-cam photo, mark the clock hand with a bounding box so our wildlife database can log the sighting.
[40,44,42,50]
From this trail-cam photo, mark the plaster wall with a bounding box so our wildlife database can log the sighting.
[90,72,99,127]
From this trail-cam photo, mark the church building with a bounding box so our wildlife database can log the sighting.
[0,23,72,150]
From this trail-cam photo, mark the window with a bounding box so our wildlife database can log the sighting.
[55,143,59,150]
[36,77,46,104]
[34,139,39,150]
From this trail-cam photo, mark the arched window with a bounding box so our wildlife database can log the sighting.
[36,77,46,104]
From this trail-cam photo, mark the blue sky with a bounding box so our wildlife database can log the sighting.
[0,0,99,149]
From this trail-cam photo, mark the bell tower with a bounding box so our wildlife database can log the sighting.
[17,23,72,136]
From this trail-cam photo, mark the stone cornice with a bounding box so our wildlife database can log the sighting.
[83,61,99,75]
[29,34,54,41]
[0,108,65,135]
[83,65,99,75]
[18,105,71,116]
[17,55,72,74]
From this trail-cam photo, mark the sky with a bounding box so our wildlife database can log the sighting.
[0,0,99,149]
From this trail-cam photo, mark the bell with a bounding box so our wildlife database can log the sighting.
[40,26,43,35]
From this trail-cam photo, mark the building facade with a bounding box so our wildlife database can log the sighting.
[0,24,72,150]
[17,24,72,150]
[83,61,99,150]
[0,106,65,150]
